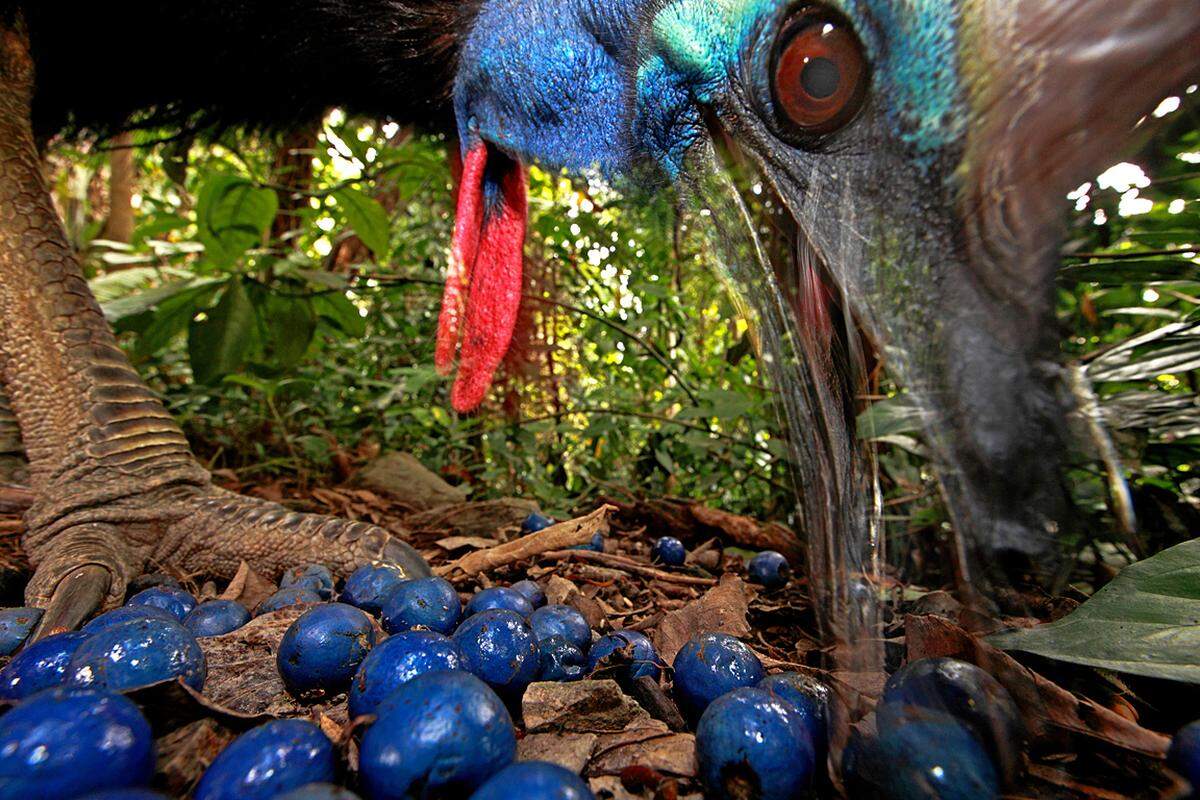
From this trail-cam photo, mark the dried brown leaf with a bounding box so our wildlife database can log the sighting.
[654,575,752,664]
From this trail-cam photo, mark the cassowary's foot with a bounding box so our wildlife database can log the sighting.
[24,483,429,637]
[0,22,427,638]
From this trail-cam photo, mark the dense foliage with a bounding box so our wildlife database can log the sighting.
[49,88,1199,583]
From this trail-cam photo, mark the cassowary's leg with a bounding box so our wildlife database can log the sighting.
[0,24,428,636]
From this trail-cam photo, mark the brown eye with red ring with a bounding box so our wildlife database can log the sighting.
[771,7,869,138]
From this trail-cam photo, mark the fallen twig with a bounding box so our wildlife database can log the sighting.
[540,549,718,587]
[437,505,616,577]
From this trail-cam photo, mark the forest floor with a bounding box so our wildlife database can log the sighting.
[0,467,1193,799]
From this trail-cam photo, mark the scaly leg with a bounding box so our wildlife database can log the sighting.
[0,22,428,635]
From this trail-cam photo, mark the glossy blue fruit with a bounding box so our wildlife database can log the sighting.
[380,576,462,635]
[758,672,831,772]
[452,609,540,696]
[571,532,604,552]
[68,617,206,691]
[465,587,535,618]
[537,636,586,682]
[673,633,766,718]
[511,580,546,609]
[81,605,177,635]
[125,586,196,621]
[281,564,336,599]
[0,608,43,656]
[747,551,790,591]
[183,600,251,637]
[877,657,1022,784]
[257,586,324,616]
[0,687,154,799]
[587,630,660,681]
[470,761,593,800]
[0,632,89,701]
[842,721,999,800]
[521,512,556,533]
[696,687,815,800]
[194,719,336,800]
[1168,720,1200,791]
[529,605,591,652]
[348,630,463,719]
[339,565,406,615]
[277,603,376,695]
[360,671,516,800]
[651,537,687,566]
[275,785,361,800]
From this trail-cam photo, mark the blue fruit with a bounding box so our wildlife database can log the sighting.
[360,671,516,800]
[465,587,534,618]
[747,551,790,591]
[194,719,336,800]
[537,636,586,682]
[529,605,591,652]
[68,617,206,691]
[183,600,251,637]
[125,586,196,621]
[1169,720,1200,791]
[275,785,361,800]
[0,608,43,656]
[673,633,766,718]
[0,687,154,799]
[571,532,604,552]
[470,761,593,800]
[339,565,406,615]
[277,603,376,695]
[877,658,1022,784]
[0,632,89,701]
[381,576,462,635]
[696,687,815,800]
[81,605,178,634]
[511,580,546,609]
[842,721,999,800]
[348,630,463,719]
[758,672,831,772]
[452,609,540,696]
[651,537,687,566]
[280,565,336,600]
[587,630,660,681]
[257,586,324,616]
[521,512,556,533]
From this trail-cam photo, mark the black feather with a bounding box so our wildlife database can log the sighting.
[3,1,476,140]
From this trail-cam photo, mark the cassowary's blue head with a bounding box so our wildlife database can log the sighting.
[438,0,1200,576]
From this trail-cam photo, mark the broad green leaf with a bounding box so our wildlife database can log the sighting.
[857,395,926,440]
[261,293,318,368]
[133,283,223,357]
[188,279,258,384]
[195,174,278,268]
[988,538,1200,683]
[313,293,367,337]
[334,187,391,261]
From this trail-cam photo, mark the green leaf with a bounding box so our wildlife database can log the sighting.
[988,538,1200,683]
[261,293,317,368]
[195,174,278,267]
[1059,259,1200,285]
[313,293,367,338]
[334,187,391,261]
[134,283,223,357]
[188,278,258,384]
[857,395,926,440]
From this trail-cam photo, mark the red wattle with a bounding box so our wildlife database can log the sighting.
[436,141,529,413]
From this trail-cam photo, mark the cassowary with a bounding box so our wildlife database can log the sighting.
[0,0,1196,637]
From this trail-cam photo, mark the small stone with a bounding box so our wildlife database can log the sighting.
[522,680,650,734]
[517,732,597,774]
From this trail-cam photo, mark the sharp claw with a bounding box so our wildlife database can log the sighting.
[30,565,111,641]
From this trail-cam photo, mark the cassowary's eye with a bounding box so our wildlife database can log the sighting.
[771,7,868,138]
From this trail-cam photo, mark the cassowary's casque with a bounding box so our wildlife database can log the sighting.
[0,0,1197,635]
